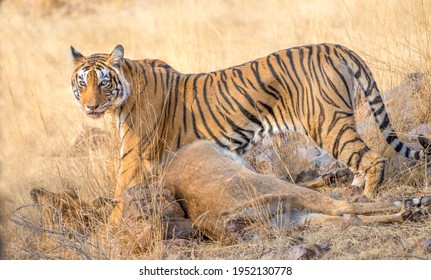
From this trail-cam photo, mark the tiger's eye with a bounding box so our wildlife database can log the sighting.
[100,80,109,86]
[78,81,86,88]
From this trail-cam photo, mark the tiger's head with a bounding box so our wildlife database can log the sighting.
[70,45,130,119]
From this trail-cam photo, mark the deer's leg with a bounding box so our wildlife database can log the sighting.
[282,183,431,216]
[284,203,431,227]
[284,211,410,227]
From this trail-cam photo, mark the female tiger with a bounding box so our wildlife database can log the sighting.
[70,43,429,224]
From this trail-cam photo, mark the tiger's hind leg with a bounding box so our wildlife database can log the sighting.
[318,119,387,198]
[340,142,386,198]
[361,154,387,198]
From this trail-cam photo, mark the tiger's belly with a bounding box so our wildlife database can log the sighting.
[221,118,300,155]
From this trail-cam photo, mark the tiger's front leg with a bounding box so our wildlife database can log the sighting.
[109,151,155,226]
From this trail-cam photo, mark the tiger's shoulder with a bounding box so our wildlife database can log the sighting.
[138,58,178,72]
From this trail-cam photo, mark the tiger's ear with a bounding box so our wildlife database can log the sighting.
[109,45,124,68]
[70,46,84,66]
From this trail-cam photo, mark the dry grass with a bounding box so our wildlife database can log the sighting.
[1,0,431,259]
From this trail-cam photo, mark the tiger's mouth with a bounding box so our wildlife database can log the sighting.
[86,111,105,119]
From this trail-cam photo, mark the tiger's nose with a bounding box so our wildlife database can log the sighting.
[85,104,99,111]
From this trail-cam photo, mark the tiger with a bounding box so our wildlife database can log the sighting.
[70,43,430,224]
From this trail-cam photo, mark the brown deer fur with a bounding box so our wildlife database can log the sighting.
[162,140,430,240]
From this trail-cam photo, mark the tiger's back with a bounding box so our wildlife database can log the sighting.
[122,44,416,154]
[70,43,429,223]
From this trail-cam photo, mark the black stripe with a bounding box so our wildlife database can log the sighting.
[217,71,236,111]
[220,131,246,147]
[246,78,258,91]
[328,111,353,133]
[364,82,377,97]
[273,53,294,103]
[379,114,390,131]
[138,63,149,89]
[176,128,182,149]
[285,49,304,97]
[340,137,362,152]
[340,46,367,81]
[372,106,385,117]
[120,145,136,160]
[119,164,135,177]
[171,74,181,127]
[403,146,411,158]
[191,110,201,139]
[237,105,263,127]
[347,146,370,169]
[231,77,262,112]
[298,47,315,136]
[218,71,263,127]
[315,98,325,146]
[394,141,404,153]
[151,64,158,95]
[124,59,134,72]
[250,61,280,100]
[277,54,303,127]
[202,74,227,133]
[182,75,192,133]
[324,54,352,109]
[368,95,383,105]
[385,132,397,145]
[189,74,206,138]
[223,115,254,138]
[277,105,291,131]
[120,128,130,143]
[264,117,274,133]
[232,68,247,87]
[195,90,230,148]
[123,103,136,124]
[258,101,283,132]
[266,54,287,93]
[332,125,356,159]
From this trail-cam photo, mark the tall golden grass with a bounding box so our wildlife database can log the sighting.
[1,0,431,259]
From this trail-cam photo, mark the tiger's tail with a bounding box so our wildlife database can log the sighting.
[339,45,426,161]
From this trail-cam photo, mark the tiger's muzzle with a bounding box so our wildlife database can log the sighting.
[84,105,106,119]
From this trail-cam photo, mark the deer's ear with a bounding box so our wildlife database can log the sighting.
[70,46,85,66]
[108,45,124,68]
